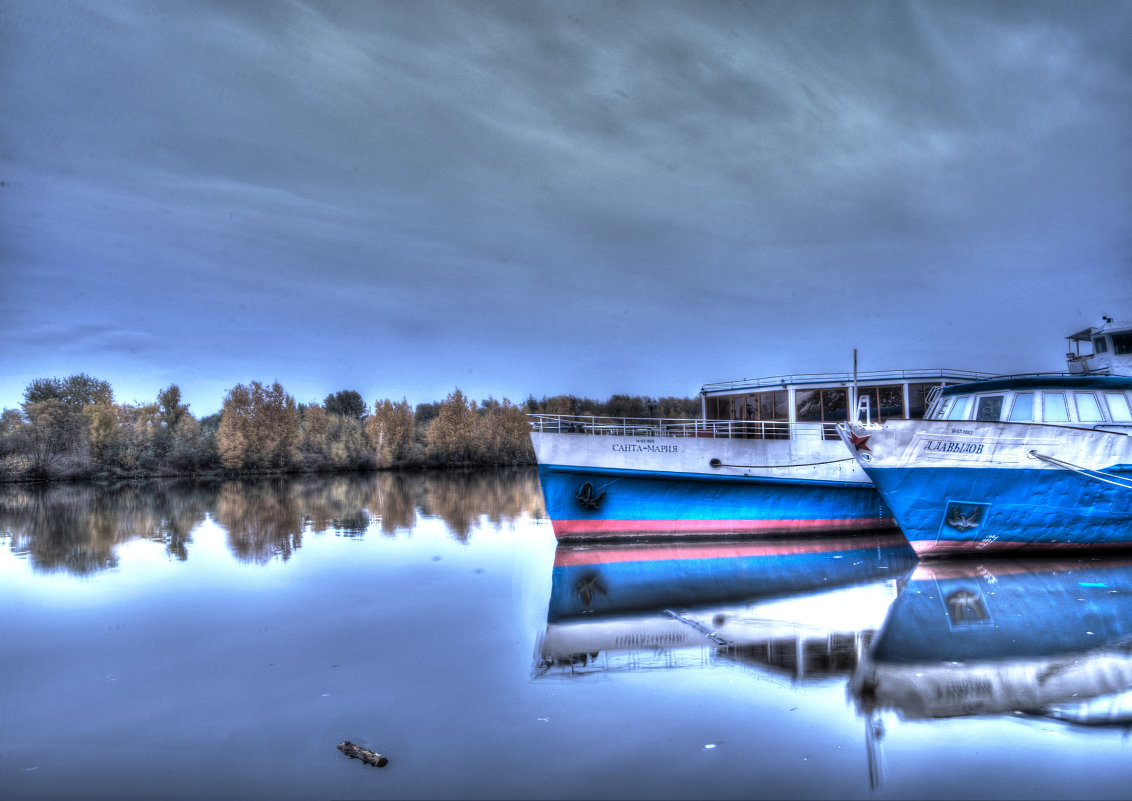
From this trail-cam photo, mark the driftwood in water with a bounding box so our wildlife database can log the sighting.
[337,741,388,768]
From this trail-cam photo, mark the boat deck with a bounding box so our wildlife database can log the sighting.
[528,414,839,441]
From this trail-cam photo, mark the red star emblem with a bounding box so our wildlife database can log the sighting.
[849,433,871,452]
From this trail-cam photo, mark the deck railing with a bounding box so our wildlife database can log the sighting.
[527,414,841,441]
[699,368,999,394]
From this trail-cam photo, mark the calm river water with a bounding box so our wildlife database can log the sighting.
[1,469,1131,800]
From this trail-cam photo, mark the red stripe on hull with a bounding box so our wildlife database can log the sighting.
[913,555,1132,579]
[554,533,911,566]
[909,539,1132,557]
[551,517,896,540]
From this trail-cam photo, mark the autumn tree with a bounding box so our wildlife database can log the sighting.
[367,398,415,468]
[157,385,189,429]
[217,381,300,470]
[655,396,700,418]
[425,389,476,465]
[0,409,25,459]
[166,413,206,471]
[84,401,121,464]
[474,397,534,464]
[529,394,601,416]
[115,402,161,470]
[18,399,88,476]
[602,394,652,419]
[326,413,371,469]
[148,384,191,463]
[299,404,331,468]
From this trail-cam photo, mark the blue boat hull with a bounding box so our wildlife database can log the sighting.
[866,465,1132,556]
[537,464,895,541]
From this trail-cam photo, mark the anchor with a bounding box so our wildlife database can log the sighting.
[574,481,605,509]
[945,503,983,531]
[575,574,607,609]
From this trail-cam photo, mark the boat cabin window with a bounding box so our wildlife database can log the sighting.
[1094,337,1109,354]
[708,391,790,423]
[974,395,1004,421]
[1007,393,1034,422]
[757,390,789,421]
[1105,392,1132,422]
[944,395,972,420]
[856,385,906,420]
[705,397,730,419]
[796,388,847,439]
[746,390,790,438]
[1042,392,1070,422]
[908,383,943,418]
[1073,392,1104,423]
[1114,333,1132,355]
[795,388,848,423]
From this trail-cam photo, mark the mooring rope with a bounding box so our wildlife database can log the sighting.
[1028,451,1132,490]
[710,457,855,469]
[664,610,730,645]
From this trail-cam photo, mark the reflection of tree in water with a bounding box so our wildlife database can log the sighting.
[287,474,375,537]
[0,480,218,574]
[0,484,120,574]
[107,480,216,561]
[0,468,547,572]
[214,479,305,564]
[365,472,421,535]
[418,468,545,542]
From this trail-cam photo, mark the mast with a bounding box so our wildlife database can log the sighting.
[853,349,859,422]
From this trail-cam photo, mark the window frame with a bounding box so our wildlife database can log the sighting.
[1042,392,1070,422]
[945,396,972,421]
[1104,392,1132,423]
[1007,392,1035,422]
[974,394,1005,422]
[1073,392,1105,423]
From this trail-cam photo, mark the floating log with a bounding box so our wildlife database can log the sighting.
[337,741,388,768]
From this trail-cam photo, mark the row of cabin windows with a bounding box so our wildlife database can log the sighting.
[705,383,943,424]
[939,390,1132,424]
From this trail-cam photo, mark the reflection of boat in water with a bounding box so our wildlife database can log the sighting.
[536,533,918,679]
[850,557,1132,723]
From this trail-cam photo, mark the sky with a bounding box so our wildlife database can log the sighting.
[2,0,1130,417]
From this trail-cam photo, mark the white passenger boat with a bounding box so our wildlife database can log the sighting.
[530,368,992,540]
[838,320,1132,556]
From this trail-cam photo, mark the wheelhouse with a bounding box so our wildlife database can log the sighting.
[926,375,1132,429]
[1066,318,1132,376]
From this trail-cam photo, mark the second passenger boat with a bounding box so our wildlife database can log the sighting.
[837,319,1132,556]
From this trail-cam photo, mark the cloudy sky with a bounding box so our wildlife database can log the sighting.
[3,1,1130,416]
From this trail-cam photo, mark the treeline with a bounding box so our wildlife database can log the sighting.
[0,373,700,482]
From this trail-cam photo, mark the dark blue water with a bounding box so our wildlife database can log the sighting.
[1,471,1130,800]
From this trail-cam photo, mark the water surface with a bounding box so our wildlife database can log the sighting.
[1,470,1130,800]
